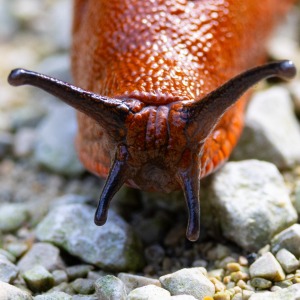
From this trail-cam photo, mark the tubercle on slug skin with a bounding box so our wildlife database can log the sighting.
[8,0,297,241]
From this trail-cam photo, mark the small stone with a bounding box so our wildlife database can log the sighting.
[34,291,72,300]
[95,275,127,300]
[213,291,230,300]
[249,252,285,282]
[47,282,75,295]
[127,285,170,300]
[232,87,300,168]
[0,256,19,283]
[70,278,95,295]
[271,224,300,257]
[275,248,300,273]
[34,106,84,176]
[250,278,272,289]
[248,283,300,299]
[207,269,225,281]
[0,281,32,300]
[275,279,293,288]
[0,203,30,233]
[71,295,98,300]
[52,270,68,285]
[17,243,65,273]
[23,265,55,292]
[242,290,254,299]
[5,241,29,258]
[118,272,161,293]
[207,244,232,261]
[232,294,242,300]
[159,267,215,299]
[36,204,144,271]
[192,259,208,268]
[226,263,241,272]
[202,160,297,251]
[13,127,36,157]
[0,249,16,263]
[66,265,93,281]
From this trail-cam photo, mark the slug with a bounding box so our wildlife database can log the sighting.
[8,0,297,241]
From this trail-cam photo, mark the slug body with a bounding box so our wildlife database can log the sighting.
[8,0,296,241]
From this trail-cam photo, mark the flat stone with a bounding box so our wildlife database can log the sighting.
[202,160,297,251]
[271,224,300,257]
[65,265,93,281]
[0,203,30,233]
[36,204,144,271]
[232,87,300,168]
[249,252,285,282]
[249,283,300,300]
[0,281,32,300]
[275,248,300,273]
[34,106,84,176]
[33,292,72,300]
[17,242,65,273]
[127,285,170,300]
[159,267,215,299]
[0,256,19,283]
[95,275,127,300]
[118,272,161,293]
[23,265,55,293]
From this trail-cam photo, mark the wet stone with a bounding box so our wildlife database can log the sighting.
[23,265,55,293]
[95,275,127,300]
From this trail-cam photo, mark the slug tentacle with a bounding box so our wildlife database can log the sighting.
[177,158,201,242]
[8,68,130,140]
[94,145,130,226]
[184,60,297,140]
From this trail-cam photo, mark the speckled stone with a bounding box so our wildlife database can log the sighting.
[249,252,285,282]
[36,204,144,271]
[95,275,127,300]
[118,272,161,293]
[17,242,65,273]
[23,265,55,293]
[159,268,215,299]
[271,224,300,257]
[275,248,300,273]
[127,284,170,300]
[202,160,297,251]
[0,281,32,300]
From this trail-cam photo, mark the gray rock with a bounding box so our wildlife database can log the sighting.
[159,268,215,299]
[34,106,84,176]
[0,256,19,283]
[118,272,161,293]
[127,285,170,300]
[202,160,297,251]
[23,265,55,293]
[249,283,300,300]
[71,295,98,300]
[275,248,300,273]
[0,281,32,300]
[17,243,65,273]
[34,292,72,300]
[0,249,16,263]
[65,265,93,281]
[13,128,36,157]
[0,203,30,233]
[70,278,95,295]
[250,278,272,289]
[5,241,29,258]
[36,204,144,271]
[271,224,300,257]
[52,270,68,286]
[232,87,300,168]
[95,275,127,300]
[249,252,285,282]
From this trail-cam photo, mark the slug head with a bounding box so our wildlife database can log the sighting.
[8,60,297,241]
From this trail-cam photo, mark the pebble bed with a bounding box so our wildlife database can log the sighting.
[1,1,300,300]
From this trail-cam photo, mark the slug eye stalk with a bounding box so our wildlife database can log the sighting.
[7,60,297,242]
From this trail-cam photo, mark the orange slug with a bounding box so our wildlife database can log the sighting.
[8,0,297,241]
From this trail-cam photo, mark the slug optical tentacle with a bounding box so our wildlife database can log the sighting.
[184,60,297,139]
[8,68,130,139]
